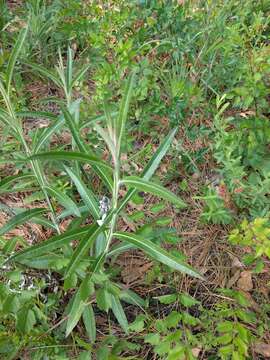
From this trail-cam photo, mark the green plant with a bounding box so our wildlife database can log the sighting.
[0,29,202,341]
[195,187,233,225]
[229,217,270,269]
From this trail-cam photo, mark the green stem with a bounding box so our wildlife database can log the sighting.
[104,160,120,253]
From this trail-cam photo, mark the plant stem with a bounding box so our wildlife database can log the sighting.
[104,160,120,253]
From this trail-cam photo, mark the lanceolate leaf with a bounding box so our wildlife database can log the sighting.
[61,106,88,153]
[33,99,81,153]
[142,127,177,180]
[71,64,90,89]
[114,232,204,279]
[66,47,73,93]
[0,173,35,192]
[83,305,96,342]
[116,72,136,151]
[33,118,64,153]
[66,291,85,337]
[17,111,57,121]
[10,224,95,262]
[24,61,62,88]
[0,208,47,236]
[60,107,113,191]
[29,151,112,170]
[6,27,28,95]
[64,224,106,278]
[64,166,100,220]
[44,185,81,217]
[80,111,118,130]
[117,128,177,214]
[110,295,129,334]
[121,176,186,208]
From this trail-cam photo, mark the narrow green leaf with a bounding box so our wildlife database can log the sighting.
[3,237,20,254]
[0,208,47,236]
[44,185,81,217]
[121,176,186,208]
[10,224,94,261]
[117,128,177,213]
[33,100,81,153]
[6,27,28,95]
[31,149,113,191]
[110,295,129,334]
[94,124,116,159]
[116,72,135,150]
[17,111,57,121]
[64,166,100,220]
[114,232,204,279]
[0,173,35,192]
[29,151,112,170]
[61,106,88,153]
[65,224,106,278]
[0,108,13,127]
[66,47,73,93]
[80,111,118,130]
[66,291,85,337]
[33,118,64,152]
[143,128,177,180]
[24,61,62,87]
[83,305,96,342]
[71,64,90,89]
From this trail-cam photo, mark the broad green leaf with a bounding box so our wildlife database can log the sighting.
[119,289,145,307]
[96,287,111,312]
[16,308,36,334]
[10,224,94,262]
[179,293,200,307]
[114,232,204,279]
[155,294,178,304]
[65,224,106,278]
[121,176,186,208]
[64,166,99,220]
[83,305,96,342]
[117,128,177,214]
[66,291,85,337]
[116,72,135,152]
[29,151,112,170]
[0,208,47,236]
[110,295,129,334]
[6,27,28,95]
[144,333,160,346]
[78,351,92,360]
[24,61,62,87]
[18,254,68,270]
[44,185,81,217]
